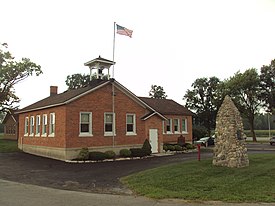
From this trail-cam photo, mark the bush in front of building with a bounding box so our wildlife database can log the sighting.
[142,139,152,155]
[119,149,132,158]
[76,147,89,161]
[89,151,108,161]
[105,150,116,159]
[130,148,148,157]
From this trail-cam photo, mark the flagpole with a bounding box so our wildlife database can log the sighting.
[112,22,116,148]
[112,22,116,78]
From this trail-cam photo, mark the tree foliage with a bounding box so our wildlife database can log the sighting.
[149,85,167,99]
[260,59,275,114]
[65,73,109,89]
[224,68,261,141]
[0,43,42,112]
[183,77,223,136]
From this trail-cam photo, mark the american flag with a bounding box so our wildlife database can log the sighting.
[116,24,133,38]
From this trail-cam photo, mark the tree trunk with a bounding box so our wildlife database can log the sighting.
[249,116,257,142]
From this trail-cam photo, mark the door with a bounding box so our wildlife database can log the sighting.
[149,129,158,153]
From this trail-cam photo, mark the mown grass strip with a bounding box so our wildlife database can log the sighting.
[121,154,275,202]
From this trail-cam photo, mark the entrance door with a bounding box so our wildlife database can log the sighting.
[149,129,158,153]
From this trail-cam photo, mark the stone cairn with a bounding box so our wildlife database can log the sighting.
[213,95,249,168]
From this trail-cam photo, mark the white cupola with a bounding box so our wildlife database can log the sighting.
[84,56,115,80]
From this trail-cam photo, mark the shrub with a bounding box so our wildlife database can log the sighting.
[163,145,168,152]
[186,143,195,150]
[167,144,175,151]
[89,151,108,161]
[130,148,147,157]
[105,150,116,159]
[119,149,131,158]
[174,145,183,151]
[142,139,152,155]
[77,148,89,161]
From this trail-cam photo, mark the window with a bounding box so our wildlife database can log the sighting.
[166,119,172,133]
[126,114,136,135]
[30,116,34,136]
[24,117,29,135]
[174,119,180,133]
[49,113,55,136]
[182,118,188,133]
[35,115,41,136]
[104,113,115,136]
[42,114,47,136]
[79,112,92,136]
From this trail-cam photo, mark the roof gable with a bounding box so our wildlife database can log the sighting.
[17,79,109,113]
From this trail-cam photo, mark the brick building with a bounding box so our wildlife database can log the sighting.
[2,111,18,140]
[16,57,193,161]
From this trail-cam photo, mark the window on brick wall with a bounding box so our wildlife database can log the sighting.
[126,114,136,135]
[182,118,188,133]
[30,116,34,136]
[79,112,92,136]
[104,113,115,136]
[42,114,47,136]
[174,119,180,133]
[49,113,55,137]
[35,115,41,136]
[166,119,172,134]
[24,117,29,136]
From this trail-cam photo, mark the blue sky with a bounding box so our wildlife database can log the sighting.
[1,0,275,108]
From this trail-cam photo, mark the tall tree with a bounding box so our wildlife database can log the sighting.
[149,85,167,99]
[260,59,275,114]
[224,69,261,142]
[65,73,109,89]
[0,43,42,112]
[183,77,223,136]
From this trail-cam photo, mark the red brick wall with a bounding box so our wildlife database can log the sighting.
[18,82,193,152]
[64,83,149,148]
[162,115,193,144]
[18,106,67,148]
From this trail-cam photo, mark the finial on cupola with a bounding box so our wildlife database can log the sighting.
[84,56,115,80]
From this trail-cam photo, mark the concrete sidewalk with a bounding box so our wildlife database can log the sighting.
[0,179,273,206]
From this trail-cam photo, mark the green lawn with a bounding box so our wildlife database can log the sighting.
[0,134,19,153]
[121,154,275,203]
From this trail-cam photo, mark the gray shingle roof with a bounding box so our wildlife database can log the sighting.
[17,79,193,117]
[139,97,194,116]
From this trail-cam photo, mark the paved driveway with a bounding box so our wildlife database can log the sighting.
[0,151,212,194]
[0,143,273,195]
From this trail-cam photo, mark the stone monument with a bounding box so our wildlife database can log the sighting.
[213,95,249,168]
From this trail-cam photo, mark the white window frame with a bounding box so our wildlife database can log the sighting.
[42,114,47,137]
[79,112,93,137]
[126,113,136,135]
[166,118,172,134]
[24,117,29,136]
[30,116,34,136]
[49,113,55,137]
[174,118,180,134]
[182,118,188,134]
[104,112,116,136]
[35,115,41,137]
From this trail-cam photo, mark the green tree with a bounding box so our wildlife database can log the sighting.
[260,59,275,114]
[65,73,109,89]
[183,77,223,136]
[224,69,261,142]
[149,85,167,99]
[0,43,42,112]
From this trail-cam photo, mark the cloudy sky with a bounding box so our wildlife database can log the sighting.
[1,0,275,108]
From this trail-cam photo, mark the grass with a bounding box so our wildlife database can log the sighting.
[244,130,275,137]
[0,133,19,153]
[121,154,275,203]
